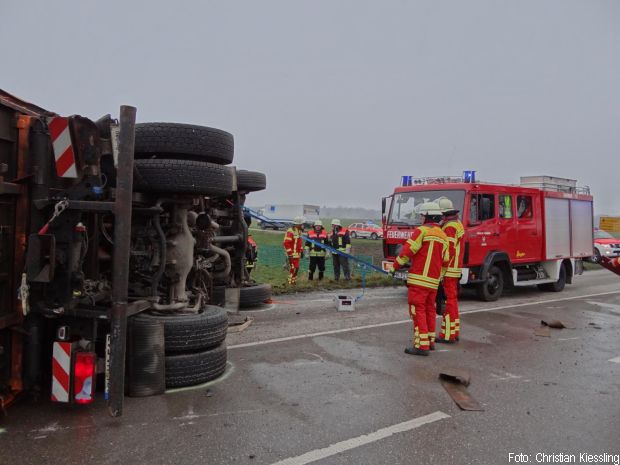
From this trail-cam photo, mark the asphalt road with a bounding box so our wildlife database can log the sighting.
[2,269,620,465]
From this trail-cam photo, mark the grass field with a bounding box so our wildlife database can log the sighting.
[249,219,612,293]
[249,219,391,294]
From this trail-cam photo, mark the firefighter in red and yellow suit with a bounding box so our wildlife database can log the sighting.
[600,256,620,277]
[391,203,450,356]
[437,198,465,343]
[246,235,258,275]
[283,216,305,285]
[305,220,329,280]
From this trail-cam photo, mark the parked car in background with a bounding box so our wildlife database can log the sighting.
[348,222,383,240]
[593,228,620,263]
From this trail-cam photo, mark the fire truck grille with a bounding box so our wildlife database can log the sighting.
[387,244,400,257]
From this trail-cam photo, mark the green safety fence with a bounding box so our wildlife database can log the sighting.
[252,245,380,278]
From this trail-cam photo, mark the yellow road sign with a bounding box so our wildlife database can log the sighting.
[600,216,620,232]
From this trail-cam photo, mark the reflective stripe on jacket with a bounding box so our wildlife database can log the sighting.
[442,218,465,278]
[393,224,449,289]
[330,228,351,253]
[283,228,303,258]
[305,229,329,257]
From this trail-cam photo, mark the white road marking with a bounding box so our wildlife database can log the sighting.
[490,372,522,381]
[557,337,580,341]
[229,290,620,350]
[295,295,403,304]
[609,356,620,364]
[462,291,620,315]
[229,320,409,349]
[269,411,450,465]
[586,301,620,315]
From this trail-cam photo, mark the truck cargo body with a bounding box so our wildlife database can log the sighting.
[0,89,250,415]
[258,204,320,229]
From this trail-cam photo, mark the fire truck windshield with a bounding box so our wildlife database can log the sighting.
[388,190,465,226]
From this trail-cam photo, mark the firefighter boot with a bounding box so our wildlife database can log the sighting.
[436,338,455,344]
[318,272,324,280]
[308,272,314,281]
[404,347,429,356]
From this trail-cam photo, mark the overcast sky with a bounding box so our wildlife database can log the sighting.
[2,1,619,213]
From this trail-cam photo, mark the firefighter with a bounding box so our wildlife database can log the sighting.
[246,234,258,275]
[283,216,305,284]
[305,220,329,280]
[390,202,449,356]
[600,256,620,276]
[437,197,465,343]
[244,213,258,275]
[330,219,352,281]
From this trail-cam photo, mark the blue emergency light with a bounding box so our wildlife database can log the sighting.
[401,176,413,187]
[463,171,476,183]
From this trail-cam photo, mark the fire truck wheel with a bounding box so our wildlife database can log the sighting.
[134,123,234,165]
[134,159,233,196]
[237,169,267,192]
[538,264,567,292]
[165,343,227,388]
[476,265,504,301]
[239,283,272,309]
[133,306,228,354]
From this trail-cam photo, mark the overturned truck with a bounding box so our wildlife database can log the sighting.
[0,90,267,416]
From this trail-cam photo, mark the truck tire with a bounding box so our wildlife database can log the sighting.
[132,306,228,354]
[165,344,227,388]
[134,159,233,196]
[134,123,234,165]
[538,264,567,292]
[237,170,267,192]
[239,283,272,308]
[476,265,504,301]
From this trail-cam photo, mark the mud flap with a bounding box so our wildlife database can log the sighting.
[26,234,56,282]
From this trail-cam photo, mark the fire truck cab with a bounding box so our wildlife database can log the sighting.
[382,174,593,301]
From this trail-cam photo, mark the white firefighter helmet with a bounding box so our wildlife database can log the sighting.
[331,218,342,227]
[416,202,443,217]
[437,197,455,213]
[314,220,323,227]
[293,216,305,225]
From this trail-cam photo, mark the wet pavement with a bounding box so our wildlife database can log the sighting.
[2,270,620,465]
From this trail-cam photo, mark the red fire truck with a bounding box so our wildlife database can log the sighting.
[381,174,594,301]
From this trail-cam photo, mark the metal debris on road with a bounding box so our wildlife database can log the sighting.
[228,317,254,333]
[439,370,484,411]
[541,319,575,329]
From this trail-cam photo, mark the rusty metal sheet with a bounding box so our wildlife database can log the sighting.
[439,371,484,411]
[0,88,55,117]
